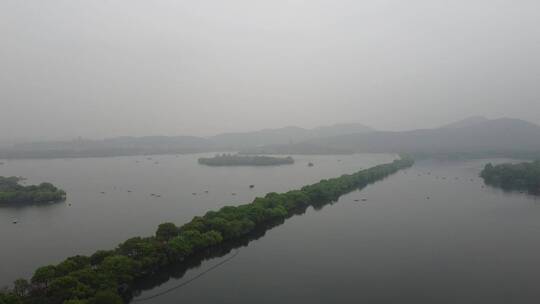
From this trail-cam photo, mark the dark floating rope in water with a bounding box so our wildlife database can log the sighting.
[132,249,240,302]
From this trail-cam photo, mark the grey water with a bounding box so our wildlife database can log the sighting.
[133,158,540,304]
[0,153,395,287]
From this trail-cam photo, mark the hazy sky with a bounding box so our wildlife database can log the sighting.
[1,0,539,142]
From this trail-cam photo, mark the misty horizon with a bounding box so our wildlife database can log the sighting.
[0,115,529,144]
[3,2,540,303]
[2,0,540,143]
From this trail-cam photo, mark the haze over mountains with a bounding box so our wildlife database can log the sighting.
[439,116,490,129]
[0,123,372,159]
[1,117,540,159]
[249,117,540,158]
[211,123,373,149]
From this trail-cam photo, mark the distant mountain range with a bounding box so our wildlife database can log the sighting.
[210,123,373,149]
[439,115,490,129]
[246,117,540,159]
[2,117,540,159]
[0,123,373,159]
[246,117,540,157]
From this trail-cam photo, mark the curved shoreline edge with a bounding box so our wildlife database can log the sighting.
[0,157,413,304]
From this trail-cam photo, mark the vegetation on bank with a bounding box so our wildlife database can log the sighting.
[198,154,294,166]
[0,157,413,304]
[481,160,540,193]
[0,177,66,205]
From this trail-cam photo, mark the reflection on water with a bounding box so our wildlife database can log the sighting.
[129,198,330,302]
[131,218,288,302]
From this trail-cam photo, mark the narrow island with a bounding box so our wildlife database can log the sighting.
[0,176,66,205]
[480,160,540,193]
[0,157,413,304]
[198,154,294,166]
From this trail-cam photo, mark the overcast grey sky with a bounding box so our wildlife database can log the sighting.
[1,0,539,142]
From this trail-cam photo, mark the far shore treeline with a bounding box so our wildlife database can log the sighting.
[481,160,540,193]
[198,154,294,166]
[0,157,413,304]
[0,177,66,205]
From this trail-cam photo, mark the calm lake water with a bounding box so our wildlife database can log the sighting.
[133,158,540,304]
[0,153,395,288]
[3,155,540,303]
